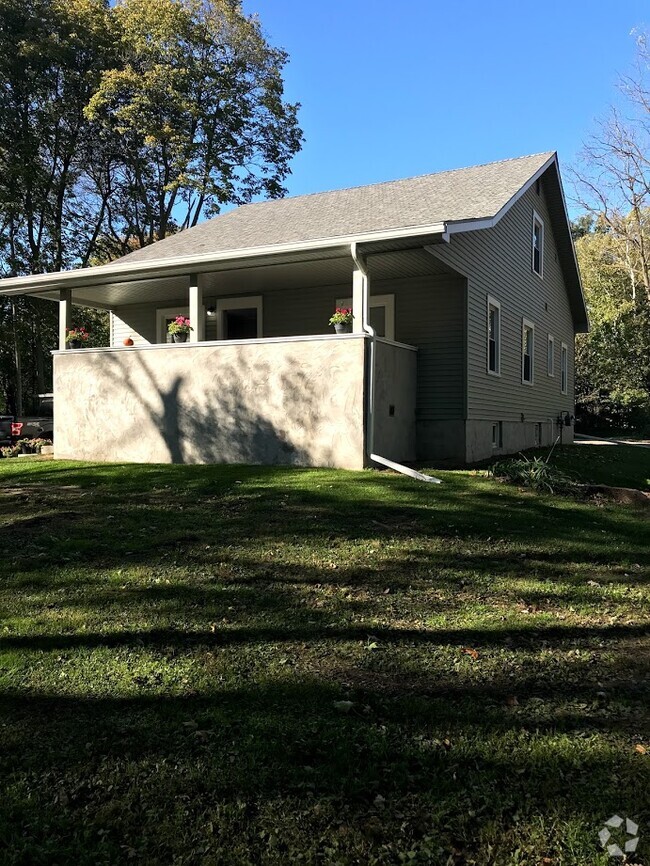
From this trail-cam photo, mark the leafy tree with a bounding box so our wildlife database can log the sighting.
[574,227,650,431]
[85,0,303,252]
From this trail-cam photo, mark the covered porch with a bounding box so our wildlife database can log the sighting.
[23,237,454,469]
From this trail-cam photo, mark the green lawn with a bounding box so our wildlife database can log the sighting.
[0,456,648,865]
[535,443,650,491]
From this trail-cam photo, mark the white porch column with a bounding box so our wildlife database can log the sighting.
[189,273,204,343]
[58,289,72,350]
[352,269,365,333]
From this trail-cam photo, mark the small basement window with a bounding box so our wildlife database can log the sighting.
[487,296,501,375]
[534,422,542,446]
[492,421,502,449]
[522,319,535,385]
[532,211,544,277]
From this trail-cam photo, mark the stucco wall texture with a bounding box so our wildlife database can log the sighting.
[53,336,369,469]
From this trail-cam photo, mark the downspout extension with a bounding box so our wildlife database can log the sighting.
[350,243,441,485]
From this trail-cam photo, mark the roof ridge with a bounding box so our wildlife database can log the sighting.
[237,151,556,211]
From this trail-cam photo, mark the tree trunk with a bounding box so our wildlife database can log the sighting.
[11,299,23,417]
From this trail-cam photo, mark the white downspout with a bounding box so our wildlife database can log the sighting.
[350,243,441,484]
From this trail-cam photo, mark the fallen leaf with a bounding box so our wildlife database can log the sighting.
[634,744,647,754]
[462,647,479,660]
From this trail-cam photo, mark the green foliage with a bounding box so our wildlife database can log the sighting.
[574,229,650,432]
[85,0,303,248]
[489,454,577,493]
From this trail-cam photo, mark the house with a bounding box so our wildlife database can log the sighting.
[0,151,587,470]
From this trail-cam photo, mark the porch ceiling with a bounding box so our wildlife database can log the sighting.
[26,241,458,309]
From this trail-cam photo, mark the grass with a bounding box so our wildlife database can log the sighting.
[530,443,650,491]
[0,453,648,865]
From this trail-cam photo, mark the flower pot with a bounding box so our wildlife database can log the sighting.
[334,323,352,334]
[123,337,134,347]
[67,340,82,349]
[172,332,188,343]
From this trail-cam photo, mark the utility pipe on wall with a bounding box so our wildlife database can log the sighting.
[350,243,441,484]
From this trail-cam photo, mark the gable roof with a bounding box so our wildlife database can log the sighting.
[117,152,556,265]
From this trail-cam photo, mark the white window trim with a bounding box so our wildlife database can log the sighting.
[532,210,544,279]
[216,296,263,340]
[156,306,189,343]
[547,334,555,377]
[560,341,568,395]
[337,293,395,340]
[522,318,535,386]
[486,295,501,377]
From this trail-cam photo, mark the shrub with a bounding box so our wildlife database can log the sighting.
[489,455,576,494]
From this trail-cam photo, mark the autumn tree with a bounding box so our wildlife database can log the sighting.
[85,0,303,254]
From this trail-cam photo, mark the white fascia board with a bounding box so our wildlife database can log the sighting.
[0,222,448,297]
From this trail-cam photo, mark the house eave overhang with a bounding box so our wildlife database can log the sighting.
[0,222,449,298]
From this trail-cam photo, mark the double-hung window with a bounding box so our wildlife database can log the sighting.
[487,296,501,375]
[532,211,544,277]
[522,319,534,385]
[560,342,568,394]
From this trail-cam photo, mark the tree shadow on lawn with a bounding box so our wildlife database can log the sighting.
[1,468,649,862]
[1,471,647,576]
[0,677,648,865]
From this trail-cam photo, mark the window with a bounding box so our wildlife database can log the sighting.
[560,342,568,394]
[486,296,501,375]
[216,296,263,340]
[157,306,189,343]
[336,294,395,340]
[492,421,502,449]
[532,211,544,277]
[534,423,542,446]
[547,334,555,377]
[522,319,534,385]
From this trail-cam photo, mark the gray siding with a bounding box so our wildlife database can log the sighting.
[379,275,465,420]
[432,177,575,425]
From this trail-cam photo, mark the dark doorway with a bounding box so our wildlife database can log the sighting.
[224,308,258,340]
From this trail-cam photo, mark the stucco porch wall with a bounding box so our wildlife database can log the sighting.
[53,335,368,469]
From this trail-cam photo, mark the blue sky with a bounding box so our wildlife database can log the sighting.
[244,0,648,205]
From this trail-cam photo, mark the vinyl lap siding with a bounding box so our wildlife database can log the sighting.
[432,178,575,423]
[379,275,464,420]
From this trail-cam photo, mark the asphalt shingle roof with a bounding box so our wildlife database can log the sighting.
[116,152,554,265]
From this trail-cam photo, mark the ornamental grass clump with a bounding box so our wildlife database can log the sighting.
[489,454,576,494]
